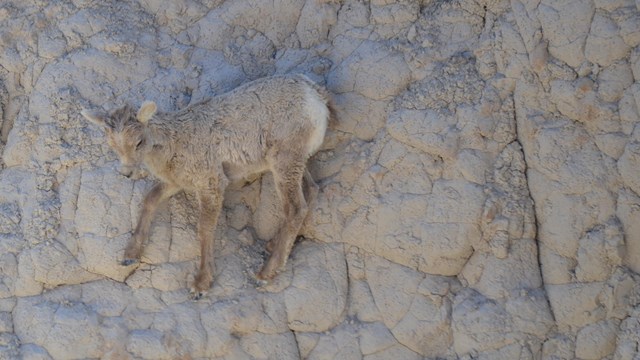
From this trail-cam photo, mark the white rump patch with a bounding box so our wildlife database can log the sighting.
[304,86,329,157]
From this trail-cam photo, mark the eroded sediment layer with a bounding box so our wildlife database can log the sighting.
[0,0,638,359]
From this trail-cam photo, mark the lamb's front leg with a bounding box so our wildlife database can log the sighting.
[123,182,180,266]
[191,188,224,299]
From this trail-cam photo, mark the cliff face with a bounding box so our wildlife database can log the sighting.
[0,0,639,359]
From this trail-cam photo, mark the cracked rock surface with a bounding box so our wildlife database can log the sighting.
[0,0,639,359]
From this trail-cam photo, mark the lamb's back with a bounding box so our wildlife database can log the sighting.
[173,75,321,165]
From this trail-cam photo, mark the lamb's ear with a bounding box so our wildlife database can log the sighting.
[137,101,157,124]
[81,109,109,128]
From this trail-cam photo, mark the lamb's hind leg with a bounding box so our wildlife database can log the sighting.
[265,168,317,254]
[123,183,180,266]
[257,162,308,280]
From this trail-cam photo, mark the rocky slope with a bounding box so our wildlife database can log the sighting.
[0,0,639,359]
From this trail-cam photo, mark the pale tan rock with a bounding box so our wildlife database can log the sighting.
[575,220,624,282]
[295,332,319,359]
[305,324,360,360]
[595,0,636,10]
[30,242,100,286]
[595,132,629,159]
[37,29,67,59]
[327,41,411,100]
[529,40,549,72]
[542,335,575,360]
[74,167,137,280]
[14,297,103,359]
[199,307,237,358]
[296,0,339,48]
[575,319,619,359]
[19,344,52,360]
[167,193,201,262]
[538,0,595,68]
[347,279,382,323]
[460,239,542,298]
[358,321,395,355]
[403,222,476,275]
[505,290,555,338]
[14,251,43,297]
[390,289,452,356]
[616,189,640,273]
[161,307,208,357]
[0,0,639,359]
[425,179,485,223]
[546,283,607,328]
[618,9,640,47]
[127,330,169,360]
[0,312,10,334]
[0,253,16,298]
[365,255,423,328]
[239,332,299,360]
[81,280,131,317]
[284,242,347,332]
[363,344,420,360]
[586,13,631,66]
[618,128,640,198]
[332,93,389,141]
[3,106,33,167]
[598,61,634,102]
[148,262,195,292]
[387,109,460,160]
[252,173,282,242]
[615,309,640,360]
[370,0,419,25]
[452,289,512,355]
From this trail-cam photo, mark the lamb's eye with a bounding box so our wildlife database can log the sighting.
[135,139,144,149]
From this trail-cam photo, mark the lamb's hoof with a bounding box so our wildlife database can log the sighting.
[121,258,139,266]
[190,288,207,301]
[256,268,276,282]
[254,277,269,288]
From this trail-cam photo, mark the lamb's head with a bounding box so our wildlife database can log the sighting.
[81,101,157,178]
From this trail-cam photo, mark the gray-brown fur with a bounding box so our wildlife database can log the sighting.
[81,74,332,298]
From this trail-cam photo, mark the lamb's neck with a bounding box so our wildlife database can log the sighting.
[145,121,173,147]
[141,122,176,174]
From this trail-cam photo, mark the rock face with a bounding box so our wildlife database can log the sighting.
[0,0,639,359]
